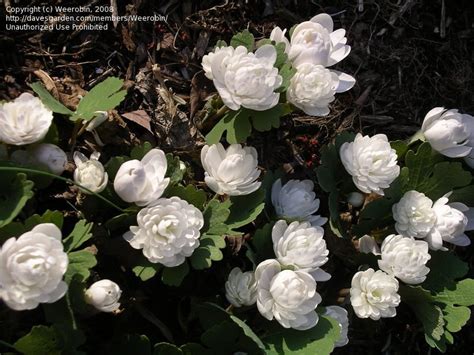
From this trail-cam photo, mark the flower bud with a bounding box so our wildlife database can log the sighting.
[225,267,257,307]
[421,107,472,158]
[85,111,108,132]
[347,192,365,207]
[85,279,122,313]
[12,143,67,175]
[358,235,380,255]
[73,151,108,193]
[114,149,170,206]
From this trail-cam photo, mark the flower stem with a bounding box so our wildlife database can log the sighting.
[0,339,16,350]
[0,166,125,213]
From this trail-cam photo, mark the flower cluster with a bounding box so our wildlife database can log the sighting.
[393,190,473,250]
[202,13,355,117]
[2,9,474,355]
[351,231,431,319]
[224,211,343,334]
[278,13,355,116]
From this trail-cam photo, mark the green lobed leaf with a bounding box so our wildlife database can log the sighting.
[229,315,265,351]
[130,141,153,160]
[29,82,74,115]
[63,220,93,253]
[202,199,231,235]
[64,250,97,284]
[400,142,472,200]
[105,155,129,181]
[391,140,409,160]
[315,133,355,238]
[402,279,474,351]
[262,314,340,355]
[442,304,471,333]
[43,296,86,352]
[105,212,137,231]
[14,325,63,355]
[153,342,182,355]
[425,332,447,353]
[164,185,207,211]
[352,195,395,237]
[0,172,34,228]
[422,251,469,292]
[449,184,474,206]
[132,257,162,282]
[24,210,64,230]
[166,153,185,186]
[432,278,474,306]
[399,285,445,341]
[198,303,265,354]
[0,210,63,244]
[205,109,252,145]
[249,104,292,132]
[214,40,227,48]
[276,63,296,92]
[200,321,241,353]
[352,171,403,237]
[205,105,291,144]
[189,248,213,270]
[161,261,190,286]
[109,334,151,355]
[230,30,255,51]
[274,42,289,69]
[227,189,265,229]
[72,77,127,122]
[43,122,59,145]
[251,222,275,262]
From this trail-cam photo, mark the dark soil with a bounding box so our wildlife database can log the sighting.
[1,0,474,354]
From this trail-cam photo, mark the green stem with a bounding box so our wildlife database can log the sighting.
[0,339,16,350]
[407,129,426,146]
[0,166,125,213]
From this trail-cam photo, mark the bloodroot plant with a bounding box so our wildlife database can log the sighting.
[316,108,474,353]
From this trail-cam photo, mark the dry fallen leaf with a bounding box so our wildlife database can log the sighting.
[122,110,152,133]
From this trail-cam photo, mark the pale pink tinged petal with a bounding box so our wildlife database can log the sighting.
[330,29,346,45]
[333,71,356,92]
[328,45,351,66]
[255,44,277,64]
[421,107,446,131]
[310,268,331,282]
[73,151,88,166]
[30,223,62,240]
[310,13,334,32]
[439,145,472,158]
